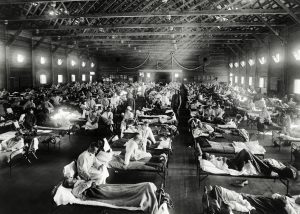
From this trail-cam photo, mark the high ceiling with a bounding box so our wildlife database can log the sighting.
[0,0,300,64]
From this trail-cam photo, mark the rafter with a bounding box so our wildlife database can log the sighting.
[6,28,22,47]
[273,0,300,25]
[0,0,98,4]
[37,30,267,38]
[14,21,286,31]
[1,9,298,22]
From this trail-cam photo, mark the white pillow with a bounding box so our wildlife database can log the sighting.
[53,185,76,206]
[63,161,76,178]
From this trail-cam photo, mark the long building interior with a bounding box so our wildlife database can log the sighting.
[0,0,300,214]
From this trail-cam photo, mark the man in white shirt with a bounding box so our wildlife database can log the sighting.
[77,142,109,185]
[139,121,156,151]
[124,133,151,166]
[102,106,113,124]
[120,106,135,137]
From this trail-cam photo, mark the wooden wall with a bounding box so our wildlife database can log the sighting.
[226,30,298,96]
[0,29,96,91]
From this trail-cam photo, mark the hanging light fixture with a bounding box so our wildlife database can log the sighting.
[240,61,246,67]
[57,59,63,65]
[293,50,300,60]
[272,53,280,63]
[248,59,255,66]
[258,56,266,65]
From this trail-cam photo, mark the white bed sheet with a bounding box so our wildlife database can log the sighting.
[233,141,266,155]
[53,185,170,214]
[199,158,258,176]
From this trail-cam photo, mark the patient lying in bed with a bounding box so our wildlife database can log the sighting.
[62,177,159,214]
[0,132,24,165]
[204,185,300,214]
[202,149,298,179]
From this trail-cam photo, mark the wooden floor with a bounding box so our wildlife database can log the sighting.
[0,125,299,214]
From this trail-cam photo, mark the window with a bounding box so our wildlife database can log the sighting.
[272,53,280,63]
[40,75,47,84]
[82,61,86,67]
[294,79,300,94]
[89,75,93,82]
[71,74,76,82]
[58,75,63,83]
[147,73,151,78]
[248,59,255,66]
[259,57,266,65]
[259,77,265,88]
[241,76,245,84]
[249,76,253,86]
[229,76,233,84]
[235,76,238,83]
[82,74,86,81]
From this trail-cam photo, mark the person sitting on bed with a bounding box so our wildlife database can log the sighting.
[202,149,298,179]
[83,107,100,130]
[23,108,37,131]
[124,133,152,166]
[77,142,109,185]
[120,106,134,137]
[139,121,156,151]
[95,139,113,165]
[61,177,159,214]
[23,97,36,111]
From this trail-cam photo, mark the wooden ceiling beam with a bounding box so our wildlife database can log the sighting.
[14,21,286,31]
[78,42,244,47]
[40,30,267,38]
[273,0,300,25]
[74,38,255,43]
[1,9,298,21]
[0,0,98,4]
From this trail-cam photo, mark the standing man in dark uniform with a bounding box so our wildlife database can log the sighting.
[171,89,181,117]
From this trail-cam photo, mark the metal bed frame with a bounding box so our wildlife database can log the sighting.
[197,158,290,195]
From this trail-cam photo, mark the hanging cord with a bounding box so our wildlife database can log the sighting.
[121,53,150,70]
[172,55,202,71]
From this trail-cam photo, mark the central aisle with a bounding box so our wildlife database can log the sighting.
[166,130,202,214]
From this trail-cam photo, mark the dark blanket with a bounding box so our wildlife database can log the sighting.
[207,185,287,214]
[226,149,297,179]
[84,182,158,214]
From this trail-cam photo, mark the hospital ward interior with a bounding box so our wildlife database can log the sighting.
[0,0,300,214]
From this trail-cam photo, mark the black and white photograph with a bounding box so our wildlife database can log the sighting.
[0,0,300,214]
